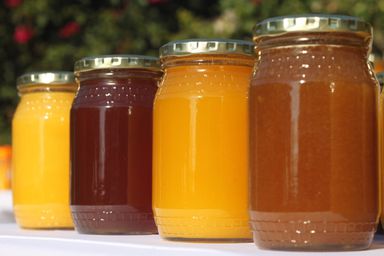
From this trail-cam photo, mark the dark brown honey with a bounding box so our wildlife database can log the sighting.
[70,68,160,234]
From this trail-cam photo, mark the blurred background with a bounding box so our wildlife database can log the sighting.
[0,0,384,144]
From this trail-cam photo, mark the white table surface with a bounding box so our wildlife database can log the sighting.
[1,190,384,256]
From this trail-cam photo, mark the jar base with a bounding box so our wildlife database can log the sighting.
[155,209,252,241]
[254,235,373,251]
[71,205,157,235]
[250,211,376,251]
[14,204,74,229]
[164,237,252,243]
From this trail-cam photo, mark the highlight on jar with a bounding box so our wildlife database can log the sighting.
[153,39,255,242]
[12,71,77,229]
[249,14,379,251]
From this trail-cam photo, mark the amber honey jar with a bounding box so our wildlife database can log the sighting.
[71,55,161,234]
[249,15,379,250]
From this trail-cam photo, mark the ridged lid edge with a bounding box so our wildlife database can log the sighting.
[160,39,255,58]
[253,14,372,37]
[74,55,160,73]
[17,71,75,87]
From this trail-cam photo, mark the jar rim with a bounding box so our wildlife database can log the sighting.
[160,39,255,58]
[74,54,160,73]
[17,71,75,90]
[253,14,372,38]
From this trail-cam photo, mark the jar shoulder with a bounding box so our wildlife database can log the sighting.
[157,66,252,97]
[72,82,157,107]
[253,45,374,83]
[14,92,74,120]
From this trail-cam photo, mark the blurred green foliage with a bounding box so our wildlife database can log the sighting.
[1,0,384,143]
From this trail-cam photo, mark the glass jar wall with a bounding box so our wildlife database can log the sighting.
[12,71,77,229]
[153,39,254,241]
[70,55,161,234]
[249,15,379,250]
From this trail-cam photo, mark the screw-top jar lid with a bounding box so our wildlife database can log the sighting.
[253,14,372,37]
[74,55,160,73]
[160,39,254,58]
[17,71,75,89]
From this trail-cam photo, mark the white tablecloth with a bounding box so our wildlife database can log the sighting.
[1,191,384,256]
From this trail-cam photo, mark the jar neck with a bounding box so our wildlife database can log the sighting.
[161,54,255,68]
[77,68,162,84]
[253,32,375,84]
[18,83,77,96]
[255,32,371,58]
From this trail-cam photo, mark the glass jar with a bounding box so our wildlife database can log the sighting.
[249,15,379,250]
[12,71,77,229]
[153,39,254,241]
[71,55,161,234]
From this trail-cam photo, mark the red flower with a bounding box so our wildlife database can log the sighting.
[58,21,80,38]
[13,25,33,44]
[4,0,22,8]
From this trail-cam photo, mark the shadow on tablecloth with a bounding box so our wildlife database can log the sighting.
[370,234,384,250]
[0,210,15,224]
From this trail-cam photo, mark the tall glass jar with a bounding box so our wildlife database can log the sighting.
[153,39,254,241]
[249,15,379,250]
[12,71,77,229]
[71,55,161,234]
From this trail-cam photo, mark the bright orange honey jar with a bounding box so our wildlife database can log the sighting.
[153,39,254,241]
[12,72,77,229]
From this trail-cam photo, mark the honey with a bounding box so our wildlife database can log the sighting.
[153,40,254,241]
[12,72,76,229]
[249,15,379,250]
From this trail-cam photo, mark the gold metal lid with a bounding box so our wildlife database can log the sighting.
[74,55,160,73]
[17,71,75,89]
[160,39,254,57]
[253,14,372,37]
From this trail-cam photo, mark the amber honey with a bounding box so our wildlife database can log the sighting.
[250,15,379,250]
